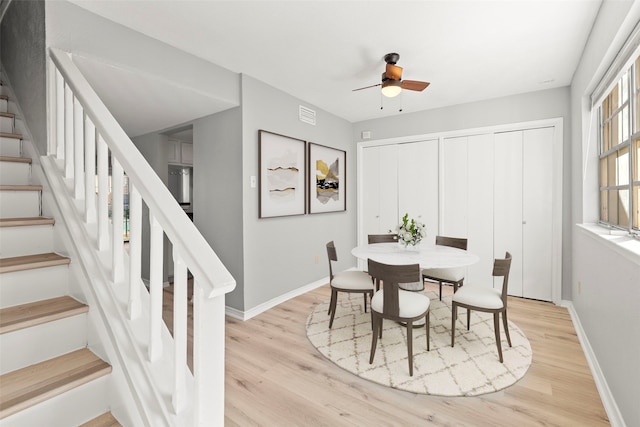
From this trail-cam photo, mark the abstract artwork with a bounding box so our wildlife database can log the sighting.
[308,142,346,214]
[259,130,306,218]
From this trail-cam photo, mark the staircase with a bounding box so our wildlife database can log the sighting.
[0,84,120,425]
[0,49,235,425]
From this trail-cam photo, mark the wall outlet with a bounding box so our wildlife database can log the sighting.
[578,281,582,294]
[250,176,256,188]
[315,255,319,264]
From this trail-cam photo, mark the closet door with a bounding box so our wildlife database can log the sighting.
[362,146,381,238]
[494,131,524,296]
[466,134,494,288]
[442,136,468,238]
[522,127,554,301]
[397,140,438,244]
[362,145,398,237]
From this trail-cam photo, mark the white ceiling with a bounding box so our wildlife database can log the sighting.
[68,0,602,136]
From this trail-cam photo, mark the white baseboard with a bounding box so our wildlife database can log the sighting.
[225,275,330,321]
[561,300,625,427]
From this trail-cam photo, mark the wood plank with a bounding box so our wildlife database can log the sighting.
[0,348,111,419]
[0,253,70,274]
[0,185,42,192]
[0,217,54,227]
[0,156,31,164]
[0,296,88,334]
[163,281,610,426]
[0,112,15,119]
[0,132,22,140]
[80,412,122,427]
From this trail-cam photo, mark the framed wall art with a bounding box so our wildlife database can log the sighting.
[308,142,346,214]
[258,130,306,218]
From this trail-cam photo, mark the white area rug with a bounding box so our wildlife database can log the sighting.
[306,291,532,396]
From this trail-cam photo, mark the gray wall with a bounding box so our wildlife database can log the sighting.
[132,132,171,283]
[569,0,640,425]
[353,87,573,299]
[0,0,47,155]
[193,107,244,310]
[241,74,355,311]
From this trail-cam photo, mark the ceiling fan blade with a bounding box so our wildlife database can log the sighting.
[385,64,403,80]
[352,83,382,92]
[401,80,430,92]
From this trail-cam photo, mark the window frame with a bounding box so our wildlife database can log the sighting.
[597,51,640,235]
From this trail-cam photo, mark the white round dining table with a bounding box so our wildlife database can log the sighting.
[351,242,479,270]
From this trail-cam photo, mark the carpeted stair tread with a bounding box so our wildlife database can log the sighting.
[0,252,70,274]
[0,296,88,334]
[0,348,111,419]
[0,217,54,227]
[80,412,122,427]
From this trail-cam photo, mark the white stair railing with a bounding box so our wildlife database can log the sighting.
[46,48,235,426]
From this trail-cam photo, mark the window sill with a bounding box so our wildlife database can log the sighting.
[576,223,640,266]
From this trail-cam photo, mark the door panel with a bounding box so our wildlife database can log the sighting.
[398,140,438,245]
[362,146,381,238]
[523,127,554,301]
[494,131,523,296]
[442,137,468,239]
[467,134,494,288]
[362,145,398,237]
[378,145,399,234]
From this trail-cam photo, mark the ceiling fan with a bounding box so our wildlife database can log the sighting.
[353,53,430,98]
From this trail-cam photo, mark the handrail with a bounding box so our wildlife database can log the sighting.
[49,48,235,298]
[47,47,235,426]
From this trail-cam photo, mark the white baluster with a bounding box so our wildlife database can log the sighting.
[84,117,96,223]
[74,98,85,200]
[149,213,163,362]
[111,157,124,283]
[64,84,74,178]
[97,135,109,251]
[128,184,142,319]
[55,69,64,160]
[172,251,188,414]
[193,283,226,426]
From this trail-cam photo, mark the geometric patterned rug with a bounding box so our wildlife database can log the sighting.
[306,290,532,396]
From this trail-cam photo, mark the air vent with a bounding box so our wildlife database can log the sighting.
[299,105,316,125]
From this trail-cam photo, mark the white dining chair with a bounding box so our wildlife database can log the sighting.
[368,258,430,376]
[451,252,512,363]
[422,235,468,300]
[326,241,374,329]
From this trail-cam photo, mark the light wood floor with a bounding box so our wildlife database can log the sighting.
[163,282,609,426]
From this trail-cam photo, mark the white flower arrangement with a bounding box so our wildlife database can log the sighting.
[395,213,426,247]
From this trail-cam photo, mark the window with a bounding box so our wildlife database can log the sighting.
[598,53,640,233]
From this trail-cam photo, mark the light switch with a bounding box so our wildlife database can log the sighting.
[250,176,257,188]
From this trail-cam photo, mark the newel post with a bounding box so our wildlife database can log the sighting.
[193,283,226,426]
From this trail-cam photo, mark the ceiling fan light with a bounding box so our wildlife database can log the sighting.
[381,80,402,98]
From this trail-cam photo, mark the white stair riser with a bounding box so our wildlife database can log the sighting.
[0,225,53,257]
[0,190,40,217]
[0,160,31,185]
[0,265,69,308]
[0,115,13,133]
[0,99,7,113]
[0,136,21,157]
[0,375,110,427]
[0,314,88,374]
